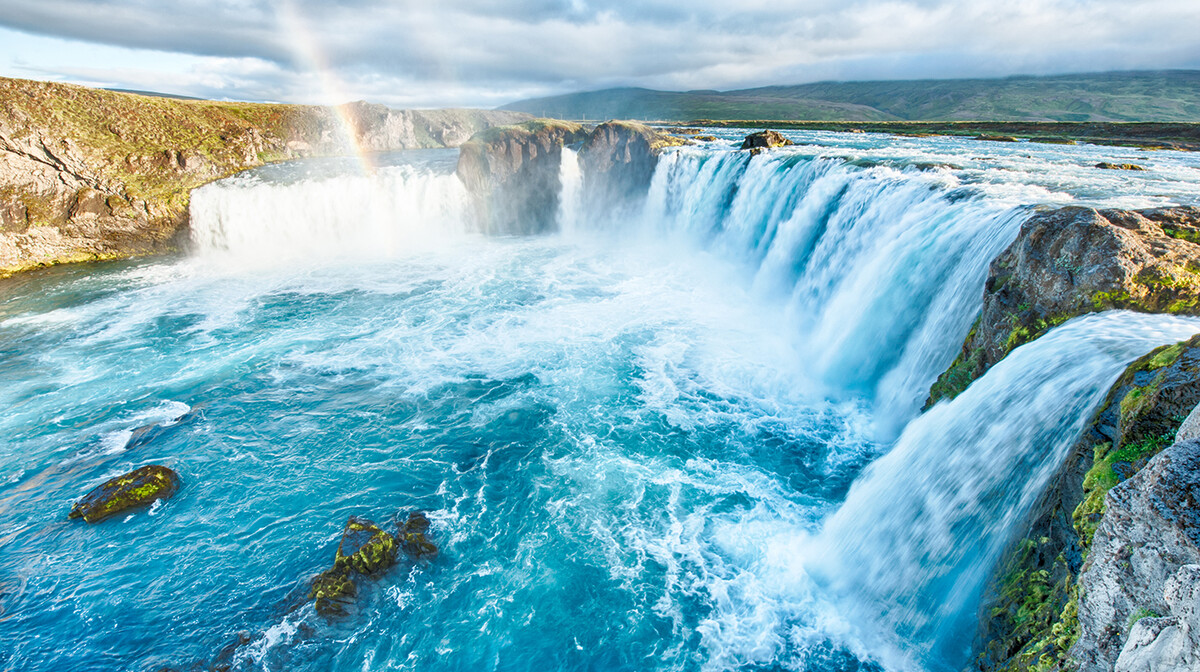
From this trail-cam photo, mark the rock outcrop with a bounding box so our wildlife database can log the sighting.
[0,76,527,277]
[69,464,180,522]
[928,206,1200,406]
[1073,440,1200,671]
[455,119,588,234]
[973,338,1200,671]
[578,120,688,219]
[740,130,793,153]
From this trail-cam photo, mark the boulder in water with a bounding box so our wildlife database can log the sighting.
[399,510,438,559]
[1097,162,1147,171]
[309,567,357,618]
[69,464,180,523]
[334,516,398,576]
[740,130,793,153]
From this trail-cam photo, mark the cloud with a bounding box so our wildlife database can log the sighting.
[0,0,1197,107]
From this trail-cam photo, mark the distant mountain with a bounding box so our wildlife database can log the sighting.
[500,71,1200,122]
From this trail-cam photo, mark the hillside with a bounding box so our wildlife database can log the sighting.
[501,70,1200,122]
[0,76,527,276]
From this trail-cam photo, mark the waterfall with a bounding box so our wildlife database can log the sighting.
[189,159,470,261]
[628,149,1027,431]
[557,147,584,235]
[806,311,1200,669]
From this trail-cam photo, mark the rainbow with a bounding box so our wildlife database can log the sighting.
[277,1,376,174]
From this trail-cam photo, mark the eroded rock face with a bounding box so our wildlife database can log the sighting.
[928,206,1200,405]
[1115,564,1200,672]
[1071,439,1200,671]
[455,119,588,234]
[579,120,687,220]
[69,464,180,523]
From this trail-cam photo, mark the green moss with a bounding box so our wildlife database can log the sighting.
[1161,224,1200,245]
[1127,607,1161,628]
[1092,290,1131,310]
[68,464,180,523]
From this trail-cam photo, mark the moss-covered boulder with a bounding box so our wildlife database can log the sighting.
[334,516,398,576]
[455,119,589,234]
[579,120,688,219]
[928,206,1200,406]
[68,464,180,523]
[740,130,793,154]
[1096,162,1147,171]
[309,567,357,618]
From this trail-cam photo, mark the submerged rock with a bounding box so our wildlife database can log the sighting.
[124,405,201,450]
[739,130,793,153]
[334,516,398,576]
[399,510,438,560]
[68,464,180,523]
[309,567,357,618]
[927,206,1200,406]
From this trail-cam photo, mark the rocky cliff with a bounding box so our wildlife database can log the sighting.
[455,118,690,233]
[928,206,1200,406]
[961,205,1200,671]
[454,119,588,234]
[0,76,527,277]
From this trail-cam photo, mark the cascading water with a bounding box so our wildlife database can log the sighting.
[2,134,1200,672]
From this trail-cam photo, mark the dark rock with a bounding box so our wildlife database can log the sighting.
[68,464,180,523]
[976,134,1021,142]
[927,206,1200,406]
[455,119,589,234]
[694,135,718,142]
[1096,162,1147,171]
[125,406,200,450]
[739,130,793,153]
[334,516,397,576]
[398,510,438,560]
[309,567,356,618]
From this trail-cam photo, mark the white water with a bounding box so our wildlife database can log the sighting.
[809,312,1200,670]
[175,136,1200,670]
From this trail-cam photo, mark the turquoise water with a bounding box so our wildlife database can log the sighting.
[3,136,1200,671]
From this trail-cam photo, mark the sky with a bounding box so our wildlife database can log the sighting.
[0,0,1198,109]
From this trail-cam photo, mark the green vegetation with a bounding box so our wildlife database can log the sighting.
[503,71,1200,127]
[68,464,180,523]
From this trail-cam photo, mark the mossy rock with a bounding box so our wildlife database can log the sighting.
[309,567,356,618]
[68,464,180,523]
[334,516,397,576]
[740,130,792,151]
[1095,162,1147,171]
[399,510,438,559]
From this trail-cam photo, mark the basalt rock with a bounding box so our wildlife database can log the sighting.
[69,464,180,522]
[579,120,688,219]
[740,130,793,154]
[455,119,588,234]
[928,206,1200,406]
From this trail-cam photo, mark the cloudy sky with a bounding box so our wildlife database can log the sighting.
[0,0,1197,108]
